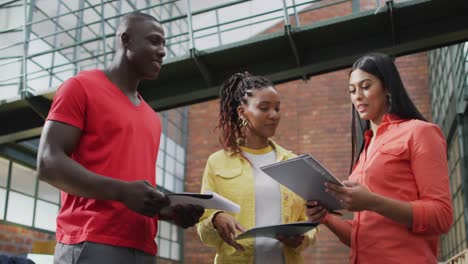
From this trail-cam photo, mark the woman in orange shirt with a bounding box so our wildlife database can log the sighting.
[306,52,453,263]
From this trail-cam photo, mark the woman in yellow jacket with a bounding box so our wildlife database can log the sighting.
[197,72,318,263]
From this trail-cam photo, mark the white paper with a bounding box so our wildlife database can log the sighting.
[261,154,344,210]
[236,221,318,240]
[168,191,240,213]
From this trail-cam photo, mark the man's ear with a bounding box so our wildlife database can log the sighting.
[121,32,130,49]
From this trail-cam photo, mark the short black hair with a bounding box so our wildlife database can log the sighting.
[120,12,160,24]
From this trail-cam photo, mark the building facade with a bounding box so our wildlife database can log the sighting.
[0,1,467,263]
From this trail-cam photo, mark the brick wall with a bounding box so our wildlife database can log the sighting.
[0,222,55,255]
[0,1,432,263]
[184,1,432,263]
[184,52,431,263]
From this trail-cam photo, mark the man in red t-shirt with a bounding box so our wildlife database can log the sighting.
[37,12,203,264]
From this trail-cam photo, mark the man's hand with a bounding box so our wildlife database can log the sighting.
[119,180,170,217]
[212,212,246,252]
[276,234,305,248]
[171,204,205,228]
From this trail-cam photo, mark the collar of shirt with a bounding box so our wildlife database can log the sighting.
[364,113,406,143]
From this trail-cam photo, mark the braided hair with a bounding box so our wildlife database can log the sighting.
[218,72,274,154]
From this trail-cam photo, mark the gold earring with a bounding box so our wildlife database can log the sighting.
[241,118,248,128]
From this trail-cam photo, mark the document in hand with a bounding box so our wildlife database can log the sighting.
[236,221,318,240]
[167,191,240,213]
[260,154,344,210]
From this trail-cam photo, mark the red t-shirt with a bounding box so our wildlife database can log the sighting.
[47,69,162,255]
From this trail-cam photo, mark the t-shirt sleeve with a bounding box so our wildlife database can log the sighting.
[47,77,86,130]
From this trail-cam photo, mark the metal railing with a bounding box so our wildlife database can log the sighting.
[445,249,468,264]
[0,0,410,103]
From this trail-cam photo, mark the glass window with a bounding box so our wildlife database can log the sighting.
[160,133,166,151]
[0,157,8,187]
[38,181,60,204]
[158,239,170,259]
[157,149,164,168]
[441,133,466,260]
[175,179,184,193]
[7,191,34,226]
[159,221,171,239]
[166,137,176,157]
[34,200,59,231]
[156,166,164,187]
[11,163,36,195]
[164,171,174,191]
[175,162,184,179]
[176,145,185,163]
[0,188,6,219]
[171,242,180,260]
[165,156,175,175]
[157,221,180,260]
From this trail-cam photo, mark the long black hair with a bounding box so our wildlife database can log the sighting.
[218,72,274,154]
[350,52,426,171]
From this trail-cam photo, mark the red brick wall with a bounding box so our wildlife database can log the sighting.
[184,52,431,263]
[0,222,55,255]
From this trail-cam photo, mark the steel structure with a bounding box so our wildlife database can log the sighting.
[0,0,468,164]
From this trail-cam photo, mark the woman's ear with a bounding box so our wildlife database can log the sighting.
[237,105,245,120]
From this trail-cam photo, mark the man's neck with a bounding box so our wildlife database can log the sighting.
[104,60,140,97]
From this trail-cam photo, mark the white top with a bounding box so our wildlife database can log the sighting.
[242,145,284,264]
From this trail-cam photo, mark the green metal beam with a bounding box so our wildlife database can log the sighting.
[139,0,468,110]
[0,143,37,168]
[1,0,468,143]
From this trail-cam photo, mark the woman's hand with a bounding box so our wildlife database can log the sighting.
[212,212,246,251]
[305,201,328,223]
[276,234,304,248]
[326,180,377,212]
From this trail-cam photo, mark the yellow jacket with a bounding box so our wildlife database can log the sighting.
[196,140,318,264]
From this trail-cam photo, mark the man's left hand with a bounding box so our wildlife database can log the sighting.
[171,204,205,228]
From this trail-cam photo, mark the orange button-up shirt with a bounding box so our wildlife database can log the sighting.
[348,114,453,264]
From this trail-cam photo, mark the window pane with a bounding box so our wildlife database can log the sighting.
[38,181,60,204]
[164,172,174,191]
[158,239,170,258]
[160,133,166,150]
[171,242,180,260]
[175,162,184,179]
[175,179,183,193]
[159,221,171,239]
[0,188,6,219]
[171,225,178,241]
[166,137,176,157]
[0,157,8,187]
[11,163,36,195]
[165,156,175,174]
[7,191,34,226]
[157,150,164,168]
[35,200,58,231]
[176,145,185,162]
[156,166,164,186]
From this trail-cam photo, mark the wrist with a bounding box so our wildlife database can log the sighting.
[159,206,174,220]
[368,192,382,212]
[211,211,224,229]
[112,180,128,202]
[320,211,330,225]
